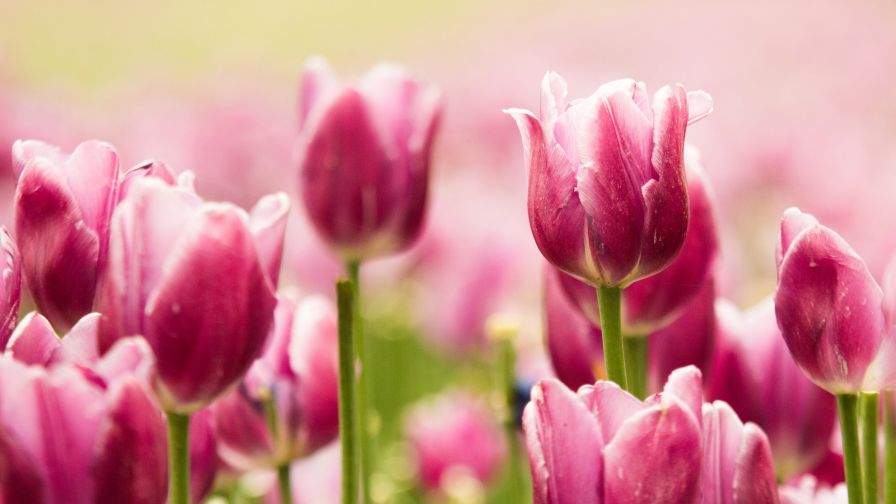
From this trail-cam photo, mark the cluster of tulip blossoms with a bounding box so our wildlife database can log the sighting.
[0,57,890,504]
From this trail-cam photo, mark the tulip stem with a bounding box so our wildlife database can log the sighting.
[862,392,880,504]
[597,286,628,390]
[166,411,191,504]
[277,463,293,504]
[347,261,373,504]
[838,393,865,504]
[885,393,896,504]
[336,280,359,504]
[623,336,648,399]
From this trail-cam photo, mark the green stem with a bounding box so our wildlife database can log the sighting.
[277,463,293,504]
[623,336,648,399]
[597,286,628,390]
[885,392,896,504]
[863,392,880,504]
[336,280,358,504]
[839,394,865,504]
[347,261,373,504]
[496,335,522,503]
[166,412,191,504]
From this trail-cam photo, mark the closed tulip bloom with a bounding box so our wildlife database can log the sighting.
[506,73,712,287]
[296,57,442,261]
[0,228,21,349]
[707,299,836,480]
[554,150,718,333]
[404,392,507,495]
[13,139,119,330]
[213,294,340,469]
[774,207,895,393]
[96,178,284,413]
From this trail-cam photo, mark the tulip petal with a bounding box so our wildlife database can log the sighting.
[50,312,100,366]
[145,204,276,411]
[732,424,779,504]
[212,385,273,469]
[685,91,713,125]
[603,395,701,503]
[5,313,59,366]
[0,425,46,504]
[540,72,568,125]
[189,408,220,502]
[118,159,177,202]
[523,379,602,504]
[776,208,819,272]
[11,139,64,177]
[0,228,21,348]
[544,266,601,389]
[662,365,704,426]
[63,141,119,256]
[299,56,339,127]
[578,381,646,444]
[249,192,290,287]
[702,401,746,504]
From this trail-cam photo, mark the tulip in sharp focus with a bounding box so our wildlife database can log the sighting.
[96,177,287,413]
[774,207,896,393]
[506,73,712,287]
[404,392,507,495]
[213,294,340,470]
[707,299,836,480]
[13,139,119,329]
[0,228,21,349]
[296,57,442,261]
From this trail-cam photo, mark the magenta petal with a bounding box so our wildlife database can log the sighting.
[145,204,276,412]
[0,424,46,503]
[732,424,779,504]
[11,139,65,177]
[882,254,896,329]
[249,192,290,287]
[6,313,59,366]
[776,208,819,272]
[189,408,220,503]
[544,266,601,389]
[15,157,99,329]
[298,56,339,126]
[578,382,645,444]
[93,337,153,385]
[212,385,272,469]
[507,109,589,280]
[50,312,101,366]
[523,379,602,504]
[0,228,21,348]
[603,396,701,504]
[540,72,569,125]
[92,377,167,504]
[636,85,690,281]
[701,401,746,504]
[775,223,885,393]
[62,141,119,256]
[118,159,177,202]
[662,366,703,426]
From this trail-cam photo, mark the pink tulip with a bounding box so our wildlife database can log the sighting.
[96,177,285,413]
[707,299,836,480]
[189,408,221,503]
[0,228,21,349]
[296,57,442,262]
[506,73,712,287]
[13,139,119,330]
[0,345,167,504]
[553,148,719,333]
[524,366,778,503]
[774,207,896,393]
[3,311,100,367]
[779,476,848,504]
[404,392,507,494]
[213,294,339,469]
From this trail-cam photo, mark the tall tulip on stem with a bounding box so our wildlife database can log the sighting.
[507,73,712,391]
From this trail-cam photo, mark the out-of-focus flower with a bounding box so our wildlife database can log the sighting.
[13,139,119,330]
[779,476,848,504]
[774,208,896,393]
[707,299,836,480]
[290,442,341,504]
[213,294,339,470]
[96,178,285,413]
[404,392,506,495]
[554,149,718,334]
[544,265,715,394]
[524,366,777,503]
[506,73,712,288]
[189,408,221,503]
[0,345,167,504]
[296,57,442,262]
[3,311,100,367]
[0,228,21,349]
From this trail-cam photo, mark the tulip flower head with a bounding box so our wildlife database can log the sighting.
[774,207,896,394]
[296,57,442,262]
[506,73,712,288]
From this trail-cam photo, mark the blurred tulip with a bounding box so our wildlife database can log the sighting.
[0,346,166,504]
[554,148,719,334]
[96,178,283,413]
[0,228,21,349]
[189,408,220,503]
[779,476,848,504]
[296,57,442,262]
[13,139,119,330]
[213,294,339,470]
[774,207,896,393]
[3,311,101,368]
[707,299,836,480]
[404,392,506,495]
[506,73,712,288]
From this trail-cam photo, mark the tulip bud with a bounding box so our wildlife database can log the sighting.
[296,57,442,261]
[404,392,507,496]
[13,139,120,330]
[96,178,283,413]
[0,228,21,349]
[507,73,712,287]
[774,207,895,393]
[213,294,340,469]
[707,299,836,480]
